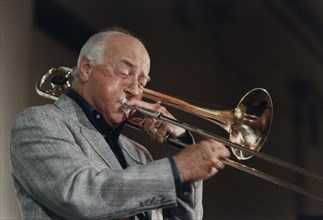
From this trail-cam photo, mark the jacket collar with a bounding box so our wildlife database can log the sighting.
[53,94,143,168]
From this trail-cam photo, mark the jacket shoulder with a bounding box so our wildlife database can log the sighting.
[12,104,63,123]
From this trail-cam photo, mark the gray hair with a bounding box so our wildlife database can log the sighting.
[71,27,135,80]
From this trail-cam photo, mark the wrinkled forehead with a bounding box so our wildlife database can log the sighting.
[104,34,151,75]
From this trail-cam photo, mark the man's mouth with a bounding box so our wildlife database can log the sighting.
[120,97,132,116]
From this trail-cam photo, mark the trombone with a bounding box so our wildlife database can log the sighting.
[36,66,323,202]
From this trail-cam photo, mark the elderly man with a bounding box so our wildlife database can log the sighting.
[10,27,230,220]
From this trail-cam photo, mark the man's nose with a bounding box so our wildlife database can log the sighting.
[125,79,140,97]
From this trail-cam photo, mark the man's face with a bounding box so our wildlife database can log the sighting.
[81,34,151,127]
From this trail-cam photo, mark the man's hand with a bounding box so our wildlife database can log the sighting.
[173,139,231,182]
[126,99,186,143]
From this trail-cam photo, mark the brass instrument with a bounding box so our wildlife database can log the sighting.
[36,66,323,202]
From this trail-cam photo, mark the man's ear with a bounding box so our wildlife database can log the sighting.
[78,56,91,82]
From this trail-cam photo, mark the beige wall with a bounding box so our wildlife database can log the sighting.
[1,1,33,219]
[1,1,76,219]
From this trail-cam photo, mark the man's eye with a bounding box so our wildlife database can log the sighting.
[117,70,130,77]
[139,81,147,88]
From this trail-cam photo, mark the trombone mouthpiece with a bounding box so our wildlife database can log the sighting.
[121,97,132,115]
[121,97,134,109]
[121,97,129,108]
[121,97,137,116]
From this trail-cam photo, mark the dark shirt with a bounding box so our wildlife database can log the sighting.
[66,89,189,189]
[66,89,128,168]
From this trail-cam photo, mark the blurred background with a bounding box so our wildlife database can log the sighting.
[1,0,322,219]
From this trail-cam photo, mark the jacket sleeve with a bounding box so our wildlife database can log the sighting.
[10,106,179,219]
[162,133,204,220]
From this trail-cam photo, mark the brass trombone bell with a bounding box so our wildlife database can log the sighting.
[35,66,323,202]
[141,87,273,160]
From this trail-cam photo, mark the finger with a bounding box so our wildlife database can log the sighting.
[209,166,219,176]
[208,140,231,158]
[217,146,231,158]
[131,100,185,139]
[155,126,168,143]
[151,127,158,136]
[155,120,163,128]
[143,117,156,131]
[127,117,145,128]
[204,167,219,180]
[214,160,225,170]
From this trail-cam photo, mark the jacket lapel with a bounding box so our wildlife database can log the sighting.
[119,136,141,166]
[54,95,122,170]
[80,127,123,169]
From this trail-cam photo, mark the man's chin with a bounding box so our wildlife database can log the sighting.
[120,111,131,123]
[105,113,126,127]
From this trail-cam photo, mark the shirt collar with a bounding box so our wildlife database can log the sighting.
[66,89,124,139]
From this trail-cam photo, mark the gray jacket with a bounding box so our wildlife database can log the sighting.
[10,95,203,220]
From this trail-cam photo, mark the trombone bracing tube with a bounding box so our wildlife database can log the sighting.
[135,107,323,181]
[163,136,323,202]
[133,107,323,202]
